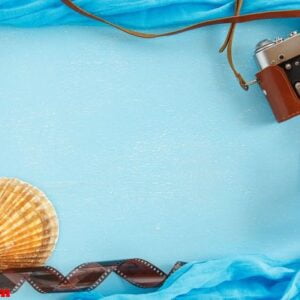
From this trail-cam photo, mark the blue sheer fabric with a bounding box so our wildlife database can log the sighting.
[0,0,300,28]
[68,255,300,299]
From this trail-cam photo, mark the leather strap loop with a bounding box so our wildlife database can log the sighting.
[62,0,300,90]
[219,0,249,90]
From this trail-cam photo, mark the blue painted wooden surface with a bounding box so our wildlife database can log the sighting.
[1,19,300,299]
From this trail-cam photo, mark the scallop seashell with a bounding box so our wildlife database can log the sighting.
[0,178,59,270]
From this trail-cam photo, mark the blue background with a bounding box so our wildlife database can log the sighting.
[1,19,300,299]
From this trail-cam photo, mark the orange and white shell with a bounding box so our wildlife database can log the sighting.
[0,178,59,270]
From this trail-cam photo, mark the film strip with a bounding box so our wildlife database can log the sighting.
[0,259,184,294]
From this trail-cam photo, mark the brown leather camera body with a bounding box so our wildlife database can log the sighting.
[256,65,300,122]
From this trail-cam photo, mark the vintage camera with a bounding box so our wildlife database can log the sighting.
[255,31,300,122]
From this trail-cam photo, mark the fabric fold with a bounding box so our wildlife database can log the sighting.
[1,0,300,28]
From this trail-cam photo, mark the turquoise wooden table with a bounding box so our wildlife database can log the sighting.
[1,19,300,299]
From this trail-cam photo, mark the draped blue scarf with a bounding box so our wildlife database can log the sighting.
[1,0,300,28]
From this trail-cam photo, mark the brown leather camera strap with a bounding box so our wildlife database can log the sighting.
[62,0,300,89]
[219,0,247,89]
